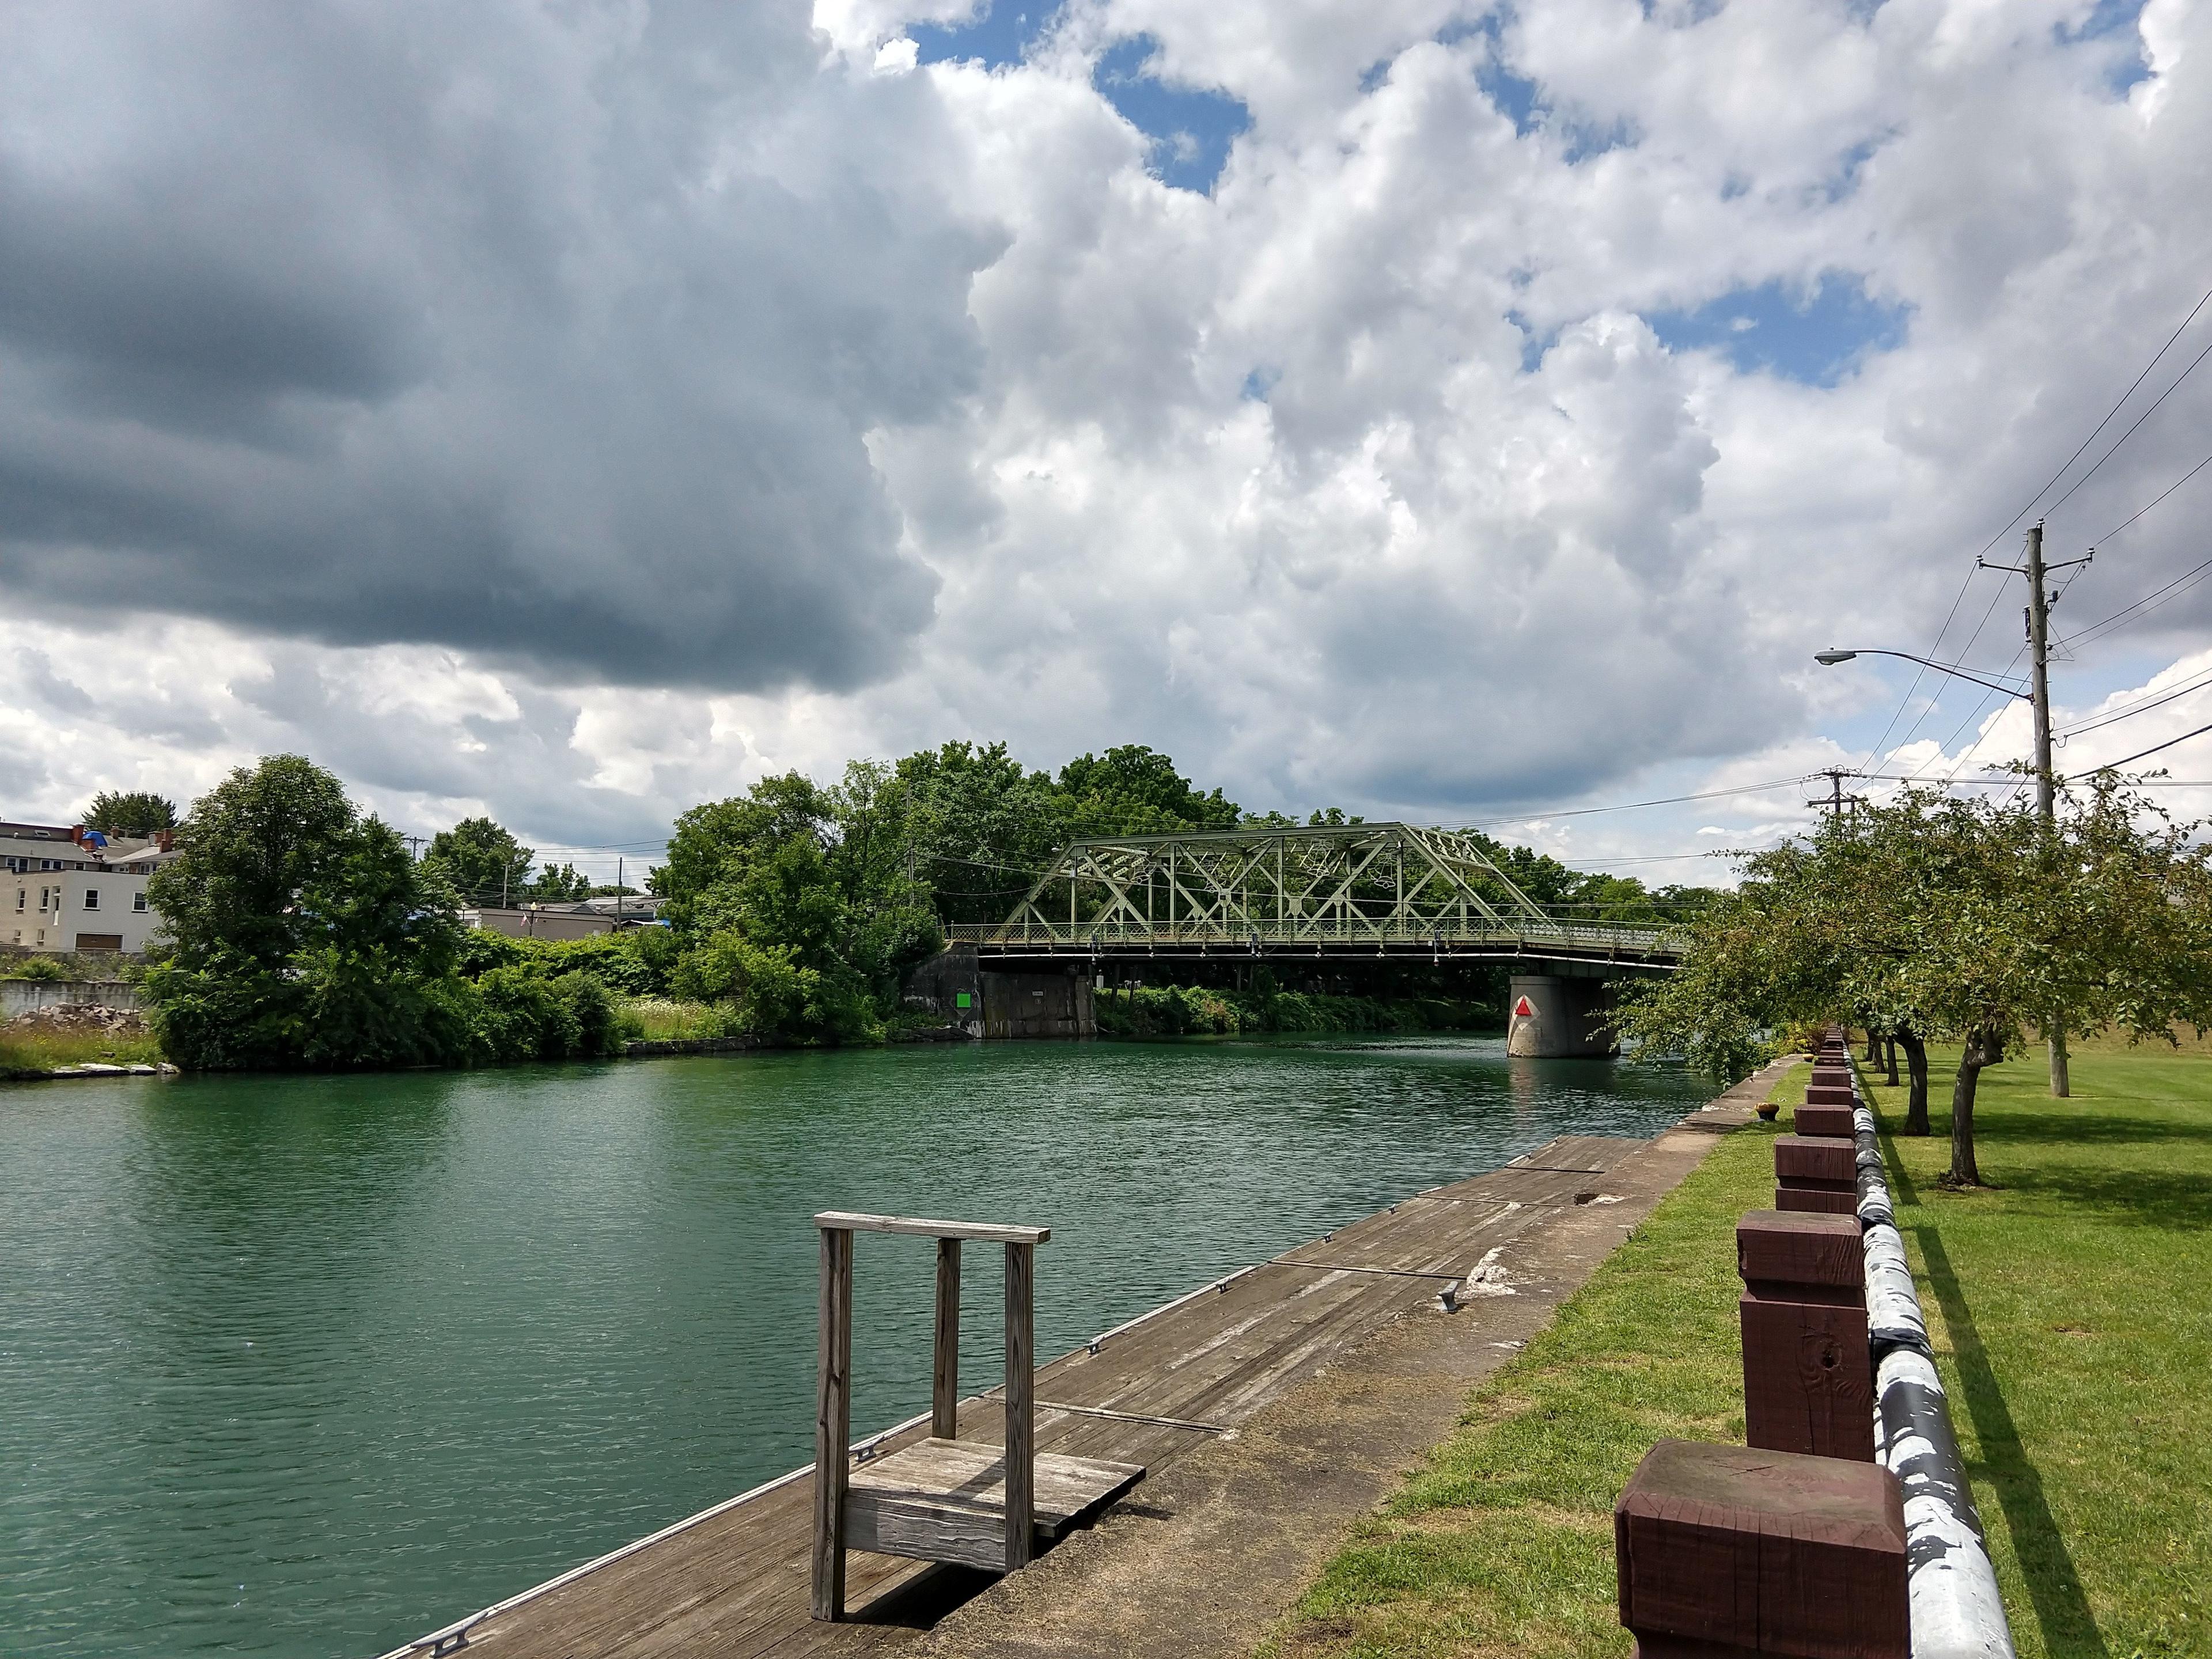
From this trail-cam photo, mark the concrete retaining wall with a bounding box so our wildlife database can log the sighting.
[902,948,1094,1039]
[1,979,142,1019]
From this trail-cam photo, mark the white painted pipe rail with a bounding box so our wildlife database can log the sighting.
[1850,1095,2016,1659]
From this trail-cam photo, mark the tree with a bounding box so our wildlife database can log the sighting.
[530,862,593,902]
[1615,781,2212,1187]
[422,816,537,907]
[1055,744,1240,836]
[81,789,178,837]
[653,768,939,1041]
[145,757,472,1069]
[893,741,1065,926]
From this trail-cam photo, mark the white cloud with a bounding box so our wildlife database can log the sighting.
[3,0,2208,874]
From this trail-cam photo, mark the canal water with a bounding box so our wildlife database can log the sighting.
[1,1037,1710,1658]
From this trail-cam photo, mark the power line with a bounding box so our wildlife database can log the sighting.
[2055,550,2212,654]
[2105,719,2212,770]
[1859,283,2212,771]
[2016,282,2212,527]
[1453,773,1819,829]
[2094,450,2212,544]
[2044,332,2212,520]
[2055,665,2212,740]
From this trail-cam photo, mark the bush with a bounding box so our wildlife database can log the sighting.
[673,930,832,1038]
[472,967,620,1062]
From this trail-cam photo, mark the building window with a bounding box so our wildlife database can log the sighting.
[134,892,149,913]
[13,891,21,912]
[84,889,99,911]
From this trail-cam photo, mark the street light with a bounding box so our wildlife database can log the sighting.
[1817,624,2072,1096]
[1814,648,2031,703]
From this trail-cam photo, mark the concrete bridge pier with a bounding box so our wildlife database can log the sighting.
[1506,972,1619,1058]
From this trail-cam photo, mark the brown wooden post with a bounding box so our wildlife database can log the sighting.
[1003,1240,1035,1571]
[1737,1210,1874,1461]
[933,1237,961,1440]
[811,1225,853,1621]
[1617,1440,1907,1657]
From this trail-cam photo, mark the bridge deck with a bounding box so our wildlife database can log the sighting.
[946,920,1675,966]
[375,1135,1649,1659]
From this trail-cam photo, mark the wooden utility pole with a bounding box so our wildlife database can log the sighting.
[1982,520,2090,1096]
[1806,769,1854,825]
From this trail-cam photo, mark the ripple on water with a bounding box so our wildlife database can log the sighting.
[0,1037,1709,1657]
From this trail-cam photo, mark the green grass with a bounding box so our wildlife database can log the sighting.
[618,998,736,1042]
[1862,1044,2211,1659]
[1266,1047,2212,1659]
[0,1025,164,1075]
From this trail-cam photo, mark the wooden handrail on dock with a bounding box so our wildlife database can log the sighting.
[809,1211,1140,1622]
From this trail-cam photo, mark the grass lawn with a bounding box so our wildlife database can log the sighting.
[0,1024,164,1075]
[1263,1047,2212,1659]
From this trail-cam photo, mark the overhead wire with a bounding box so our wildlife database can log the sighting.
[2093,450,2212,546]
[2055,665,2212,741]
[2042,332,2212,520]
[1857,283,2212,772]
[2105,719,2212,770]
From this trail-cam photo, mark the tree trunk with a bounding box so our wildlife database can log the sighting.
[1865,1028,1881,1063]
[1898,1029,1930,1136]
[1884,1032,1900,1086]
[1948,1028,2002,1185]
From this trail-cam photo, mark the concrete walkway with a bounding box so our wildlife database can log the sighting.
[914,1059,1789,1659]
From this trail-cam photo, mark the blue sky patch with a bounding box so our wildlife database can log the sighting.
[1647,272,1910,386]
[2056,0,2153,95]
[911,0,1057,69]
[1094,36,1251,195]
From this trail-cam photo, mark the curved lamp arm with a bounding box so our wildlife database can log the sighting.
[1814,649,2031,702]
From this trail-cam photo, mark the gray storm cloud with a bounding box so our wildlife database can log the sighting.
[0,0,1003,690]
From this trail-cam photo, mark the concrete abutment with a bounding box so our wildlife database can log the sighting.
[1505,972,1619,1058]
[903,946,1096,1039]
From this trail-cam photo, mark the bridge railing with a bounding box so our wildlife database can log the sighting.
[945,916,1671,959]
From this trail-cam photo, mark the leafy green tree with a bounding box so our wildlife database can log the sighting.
[145,757,472,1070]
[1616,780,2212,1186]
[81,789,177,836]
[529,862,593,902]
[892,741,1063,926]
[653,768,939,1040]
[422,816,537,906]
[1055,744,1240,836]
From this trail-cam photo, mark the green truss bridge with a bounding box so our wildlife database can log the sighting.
[944,821,1679,972]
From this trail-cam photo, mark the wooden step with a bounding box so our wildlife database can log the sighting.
[844,1438,1145,1570]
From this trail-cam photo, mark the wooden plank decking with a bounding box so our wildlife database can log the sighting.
[377,1134,1648,1659]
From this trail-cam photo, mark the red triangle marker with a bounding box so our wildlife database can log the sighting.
[1512,996,1535,1018]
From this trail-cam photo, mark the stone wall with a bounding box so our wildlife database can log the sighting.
[0,979,142,1020]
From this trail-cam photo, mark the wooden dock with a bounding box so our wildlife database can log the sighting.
[377,1132,1664,1659]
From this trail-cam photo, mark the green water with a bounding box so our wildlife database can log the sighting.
[1,1037,1710,1658]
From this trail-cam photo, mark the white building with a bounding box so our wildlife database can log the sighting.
[0,821,171,955]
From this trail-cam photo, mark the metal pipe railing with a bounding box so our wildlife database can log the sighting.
[1851,1093,2016,1659]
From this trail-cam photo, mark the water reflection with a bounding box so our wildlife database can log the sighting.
[2,1038,1707,1658]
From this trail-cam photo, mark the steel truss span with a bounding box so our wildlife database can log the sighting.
[946,823,1675,966]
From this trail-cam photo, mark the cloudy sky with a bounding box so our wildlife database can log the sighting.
[3,0,2208,885]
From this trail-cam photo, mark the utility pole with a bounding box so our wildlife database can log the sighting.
[1806,768,1854,825]
[1980,520,2091,1096]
